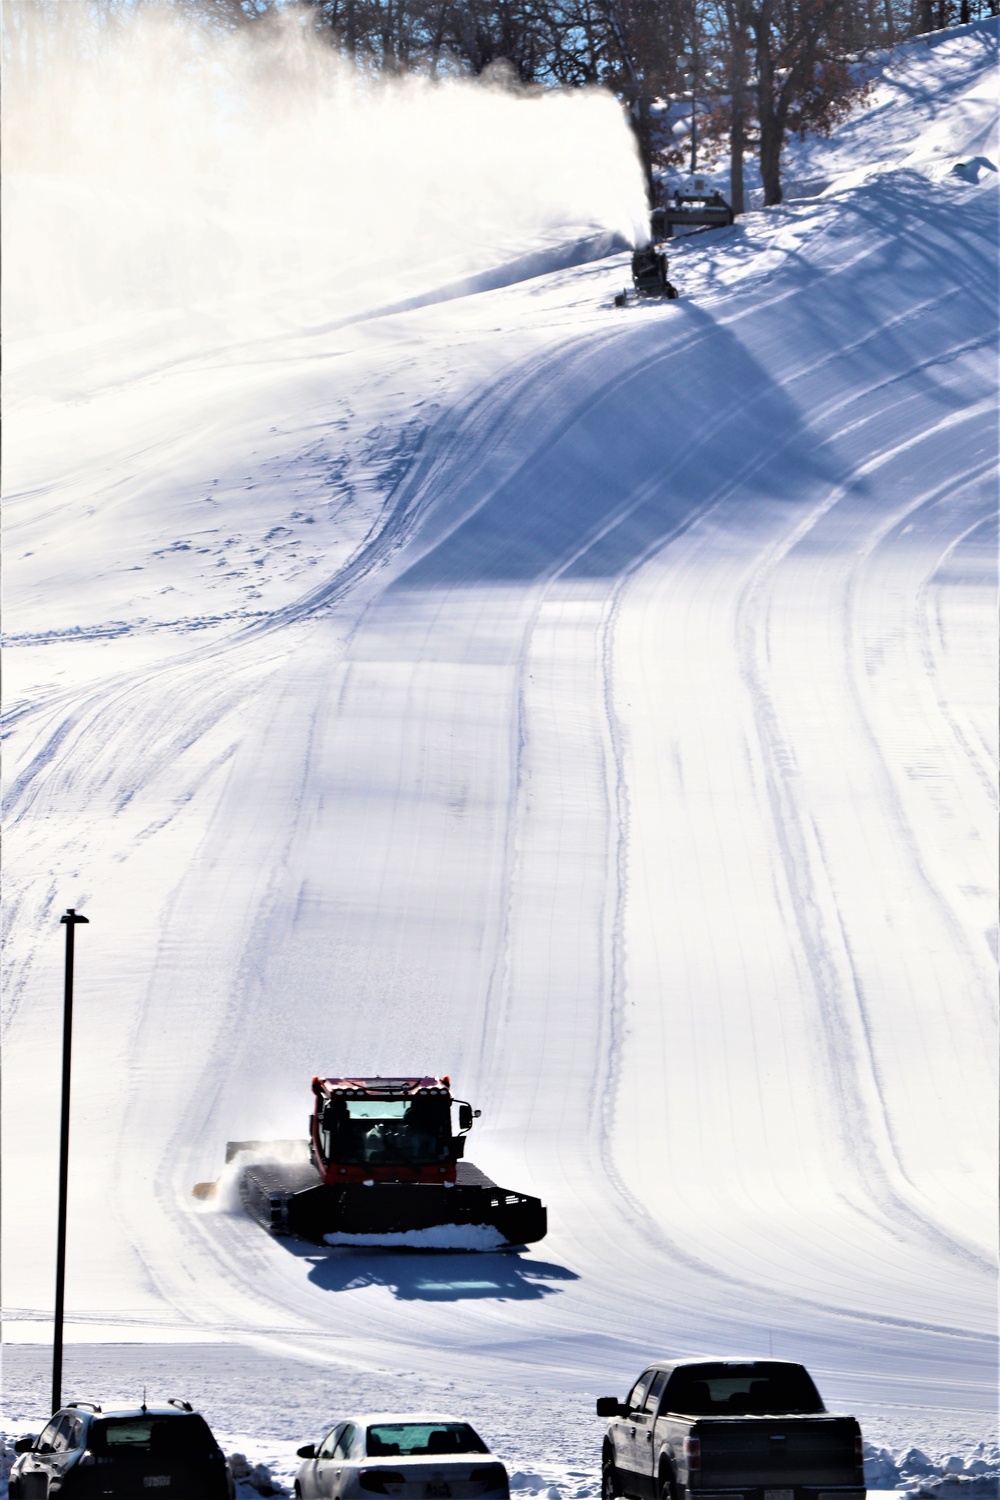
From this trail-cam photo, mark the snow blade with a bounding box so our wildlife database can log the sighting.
[237,1156,547,1248]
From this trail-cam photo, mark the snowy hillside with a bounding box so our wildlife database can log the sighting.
[3,18,997,1499]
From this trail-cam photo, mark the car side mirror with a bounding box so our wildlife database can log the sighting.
[14,1436,37,1454]
[596,1398,625,1418]
[458,1104,473,1132]
[297,1444,317,1460]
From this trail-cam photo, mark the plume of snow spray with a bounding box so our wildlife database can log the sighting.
[3,6,649,338]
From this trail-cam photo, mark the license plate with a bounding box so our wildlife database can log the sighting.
[144,1479,171,1489]
[425,1484,452,1497]
[764,1490,793,1499]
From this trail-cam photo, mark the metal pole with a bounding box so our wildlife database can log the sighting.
[691,80,698,174]
[52,908,88,1415]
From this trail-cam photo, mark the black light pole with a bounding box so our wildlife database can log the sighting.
[677,53,698,175]
[52,907,89,1415]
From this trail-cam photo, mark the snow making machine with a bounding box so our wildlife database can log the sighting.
[614,242,679,306]
[197,1075,547,1249]
[615,214,679,306]
[614,192,735,306]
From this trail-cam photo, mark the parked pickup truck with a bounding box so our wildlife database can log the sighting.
[596,1360,865,1500]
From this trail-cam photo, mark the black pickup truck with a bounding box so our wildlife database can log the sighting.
[596,1360,865,1500]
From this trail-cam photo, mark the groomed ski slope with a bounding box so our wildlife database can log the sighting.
[3,17,997,1485]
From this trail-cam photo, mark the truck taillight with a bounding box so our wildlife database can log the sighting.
[855,1438,864,1467]
[684,1438,701,1471]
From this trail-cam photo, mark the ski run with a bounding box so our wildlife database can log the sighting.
[2,16,997,1500]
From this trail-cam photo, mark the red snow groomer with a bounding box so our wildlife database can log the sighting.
[215,1076,547,1249]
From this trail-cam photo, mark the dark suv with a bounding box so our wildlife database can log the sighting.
[9,1400,235,1498]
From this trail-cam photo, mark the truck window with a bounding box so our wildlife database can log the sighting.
[643,1371,668,1413]
[61,1415,84,1450]
[627,1371,656,1413]
[34,1416,64,1452]
[44,1418,74,1455]
[90,1415,216,1456]
[321,1098,451,1166]
[664,1363,825,1416]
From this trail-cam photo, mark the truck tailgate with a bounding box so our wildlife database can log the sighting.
[697,1418,860,1487]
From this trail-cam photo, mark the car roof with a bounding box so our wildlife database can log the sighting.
[347,1414,483,1427]
[63,1405,202,1419]
[640,1358,806,1373]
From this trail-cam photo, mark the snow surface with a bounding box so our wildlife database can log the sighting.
[2,16,997,1500]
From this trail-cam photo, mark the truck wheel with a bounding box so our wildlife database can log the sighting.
[658,1468,679,1500]
[602,1455,621,1500]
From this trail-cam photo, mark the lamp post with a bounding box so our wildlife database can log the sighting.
[677,51,699,175]
[52,907,89,1415]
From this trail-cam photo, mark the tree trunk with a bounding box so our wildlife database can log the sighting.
[754,0,783,205]
[729,98,746,214]
[724,0,748,214]
[882,0,896,44]
[759,117,783,204]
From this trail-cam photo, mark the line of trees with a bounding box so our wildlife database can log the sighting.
[242,0,1000,204]
[4,0,997,206]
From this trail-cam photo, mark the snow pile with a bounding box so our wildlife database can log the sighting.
[3,6,647,344]
[864,1444,1000,1495]
[229,1450,288,1496]
[893,1448,1000,1498]
[0,1439,16,1494]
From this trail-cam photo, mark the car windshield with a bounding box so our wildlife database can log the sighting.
[366,1424,489,1457]
[664,1364,825,1416]
[90,1415,216,1458]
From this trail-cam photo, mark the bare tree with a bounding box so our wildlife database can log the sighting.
[751,0,872,205]
[719,0,749,213]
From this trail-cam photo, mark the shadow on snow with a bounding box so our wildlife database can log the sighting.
[280,1241,579,1301]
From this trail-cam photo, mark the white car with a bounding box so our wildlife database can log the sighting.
[294,1414,510,1500]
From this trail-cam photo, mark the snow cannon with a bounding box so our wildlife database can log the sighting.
[196,1076,547,1250]
[614,211,679,306]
